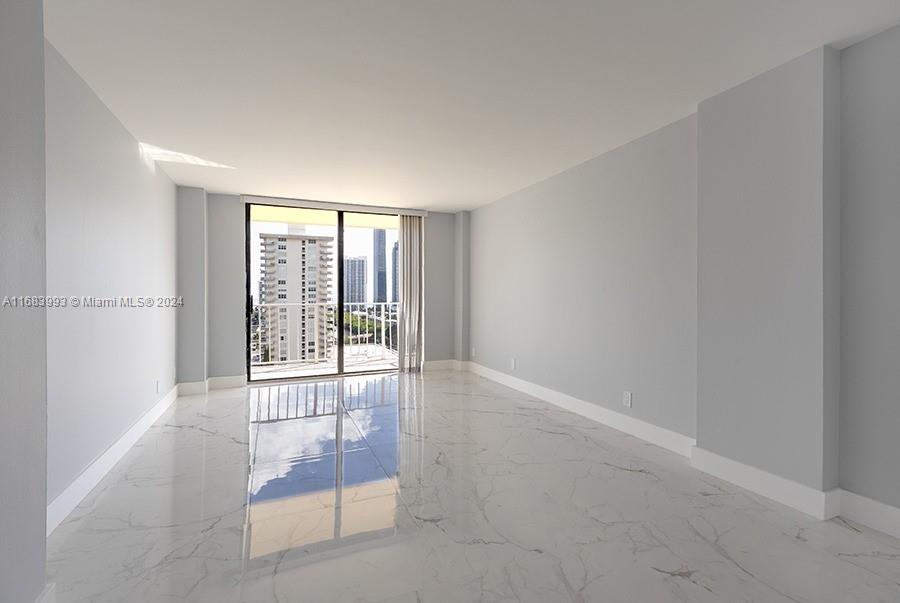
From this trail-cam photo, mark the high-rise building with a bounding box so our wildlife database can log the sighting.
[373,229,387,303]
[344,256,367,304]
[258,233,333,363]
[391,241,399,302]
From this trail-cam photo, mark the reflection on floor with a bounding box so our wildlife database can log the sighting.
[47,371,900,602]
[246,378,402,560]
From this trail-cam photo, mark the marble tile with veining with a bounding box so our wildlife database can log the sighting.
[46,372,900,602]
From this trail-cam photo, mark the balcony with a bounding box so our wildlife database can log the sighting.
[250,301,399,380]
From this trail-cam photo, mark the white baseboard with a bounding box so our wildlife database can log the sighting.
[464,361,696,458]
[46,385,179,535]
[35,583,55,603]
[208,374,247,390]
[691,446,840,520]
[424,359,462,371]
[178,380,209,395]
[450,362,899,535]
[839,489,900,539]
[690,447,900,529]
[179,375,246,394]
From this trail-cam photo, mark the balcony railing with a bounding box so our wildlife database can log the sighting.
[250,301,399,379]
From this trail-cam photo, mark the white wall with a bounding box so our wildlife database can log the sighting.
[840,24,900,509]
[0,1,47,600]
[697,47,840,491]
[207,193,247,378]
[45,44,178,502]
[470,115,698,437]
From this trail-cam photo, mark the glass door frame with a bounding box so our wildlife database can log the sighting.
[245,201,398,383]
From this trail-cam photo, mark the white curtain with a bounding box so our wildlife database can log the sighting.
[398,215,424,372]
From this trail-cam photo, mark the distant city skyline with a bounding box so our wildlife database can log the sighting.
[250,220,398,304]
[373,229,387,303]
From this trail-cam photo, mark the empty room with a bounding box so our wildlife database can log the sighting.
[4,1,900,601]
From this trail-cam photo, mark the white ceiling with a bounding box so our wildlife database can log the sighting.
[44,1,900,211]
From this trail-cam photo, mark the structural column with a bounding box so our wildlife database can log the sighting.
[454,211,470,363]
[0,1,48,600]
[696,47,840,516]
[176,186,209,388]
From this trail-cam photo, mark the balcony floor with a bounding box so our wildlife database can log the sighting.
[250,343,398,380]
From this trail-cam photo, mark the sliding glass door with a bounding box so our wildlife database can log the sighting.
[248,205,338,380]
[342,213,399,373]
[247,204,399,381]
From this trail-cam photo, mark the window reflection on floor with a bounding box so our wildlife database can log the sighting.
[244,374,403,562]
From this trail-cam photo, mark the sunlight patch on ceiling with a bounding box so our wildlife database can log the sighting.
[139,143,235,169]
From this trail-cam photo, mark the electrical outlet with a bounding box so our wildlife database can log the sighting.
[623,391,633,408]
[510,357,516,370]
[156,380,160,394]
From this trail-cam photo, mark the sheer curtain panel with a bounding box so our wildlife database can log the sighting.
[397,215,424,372]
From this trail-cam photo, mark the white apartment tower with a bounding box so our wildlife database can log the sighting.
[258,233,334,364]
[344,256,367,304]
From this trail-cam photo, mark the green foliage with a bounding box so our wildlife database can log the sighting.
[344,311,376,340]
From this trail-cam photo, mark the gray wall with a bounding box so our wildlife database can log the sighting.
[697,48,840,490]
[425,211,456,361]
[840,25,900,508]
[176,186,208,383]
[207,193,247,378]
[470,115,698,437]
[45,44,178,502]
[0,1,47,600]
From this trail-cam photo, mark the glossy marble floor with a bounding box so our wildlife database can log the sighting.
[47,371,900,602]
